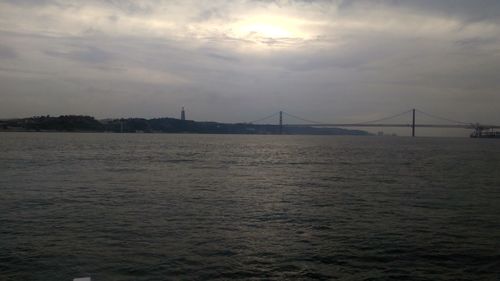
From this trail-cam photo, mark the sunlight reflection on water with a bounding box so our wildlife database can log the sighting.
[1,133,499,280]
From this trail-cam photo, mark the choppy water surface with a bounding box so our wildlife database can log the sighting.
[1,133,499,281]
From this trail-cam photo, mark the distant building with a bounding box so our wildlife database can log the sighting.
[181,107,186,121]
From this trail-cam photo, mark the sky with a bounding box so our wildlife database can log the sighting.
[1,0,499,135]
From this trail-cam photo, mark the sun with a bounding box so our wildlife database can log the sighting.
[228,15,311,47]
[238,22,293,38]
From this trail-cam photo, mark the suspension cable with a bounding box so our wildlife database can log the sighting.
[415,109,472,125]
[282,111,324,124]
[247,112,280,124]
[283,109,413,125]
[248,108,472,126]
[351,109,413,124]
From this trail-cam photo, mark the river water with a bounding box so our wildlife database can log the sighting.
[1,133,499,280]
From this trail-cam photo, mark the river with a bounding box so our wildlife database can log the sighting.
[1,133,499,280]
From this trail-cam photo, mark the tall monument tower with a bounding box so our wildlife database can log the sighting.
[181,107,186,121]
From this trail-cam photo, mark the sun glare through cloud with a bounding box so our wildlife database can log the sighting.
[227,14,314,48]
[240,22,292,38]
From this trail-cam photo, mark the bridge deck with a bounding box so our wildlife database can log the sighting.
[285,124,500,129]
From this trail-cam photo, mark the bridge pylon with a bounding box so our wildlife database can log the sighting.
[412,108,416,137]
[279,111,283,134]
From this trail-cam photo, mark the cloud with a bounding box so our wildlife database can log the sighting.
[205,52,240,62]
[44,46,113,63]
[0,45,17,59]
[0,0,499,136]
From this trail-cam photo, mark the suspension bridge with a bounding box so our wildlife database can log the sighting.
[246,109,500,137]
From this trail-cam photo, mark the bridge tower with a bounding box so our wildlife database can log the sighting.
[412,108,416,137]
[181,107,186,121]
[279,111,283,134]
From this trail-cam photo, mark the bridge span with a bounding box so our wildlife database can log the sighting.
[248,109,500,137]
[286,123,479,129]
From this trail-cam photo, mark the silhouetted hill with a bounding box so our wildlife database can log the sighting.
[2,115,104,132]
[0,116,370,135]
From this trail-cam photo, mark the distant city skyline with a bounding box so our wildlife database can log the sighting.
[1,0,499,136]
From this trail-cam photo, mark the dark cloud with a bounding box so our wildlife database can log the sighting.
[454,37,498,49]
[44,46,113,64]
[206,52,240,62]
[195,7,227,22]
[103,0,154,15]
[338,0,500,23]
[4,0,52,6]
[398,0,500,23]
[0,45,17,59]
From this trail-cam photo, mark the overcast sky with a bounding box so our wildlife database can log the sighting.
[1,0,499,132]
